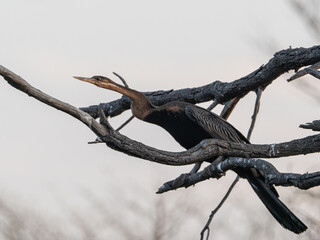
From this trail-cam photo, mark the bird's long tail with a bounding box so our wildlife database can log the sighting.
[245,172,307,234]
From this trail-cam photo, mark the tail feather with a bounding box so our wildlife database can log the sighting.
[246,172,307,234]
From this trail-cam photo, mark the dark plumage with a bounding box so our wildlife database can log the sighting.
[74,75,307,234]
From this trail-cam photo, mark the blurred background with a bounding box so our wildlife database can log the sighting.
[0,0,319,239]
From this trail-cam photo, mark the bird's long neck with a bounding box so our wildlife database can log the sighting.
[107,83,154,120]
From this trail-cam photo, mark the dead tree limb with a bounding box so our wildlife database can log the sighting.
[157,157,320,193]
[0,64,320,167]
[81,45,320,118]
[200,176,239,240]
[0,65,107,137]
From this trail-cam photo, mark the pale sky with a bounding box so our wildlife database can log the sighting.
[0,1,319,239]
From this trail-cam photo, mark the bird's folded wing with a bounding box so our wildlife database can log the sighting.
[185,105,250,144]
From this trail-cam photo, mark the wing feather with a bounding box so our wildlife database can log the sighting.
[185,105,249,143]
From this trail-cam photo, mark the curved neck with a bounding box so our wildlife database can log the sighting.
[106,82,154,119]
[106,83,140,100]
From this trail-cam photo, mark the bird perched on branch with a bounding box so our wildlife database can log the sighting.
[74,75,307,234]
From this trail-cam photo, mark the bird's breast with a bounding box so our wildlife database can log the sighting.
[144,109,212,149]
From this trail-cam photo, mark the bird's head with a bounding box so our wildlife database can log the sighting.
[73,75,117,89]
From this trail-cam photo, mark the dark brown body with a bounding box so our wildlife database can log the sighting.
[145,101,249,149]
[145,102,212,149]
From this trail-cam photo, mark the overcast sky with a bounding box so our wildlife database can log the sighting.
[0,1,319,239]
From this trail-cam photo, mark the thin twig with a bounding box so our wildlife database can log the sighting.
[88,139,104,144]
[116,115,135,131]
[113,72,129,88]
[287,61,320,82]
[219,97,241,120]
[300,120,320,131]
[111,73,135,131]
[206,100,219,111]
[200,176,239,240]
[200,89,263,239]
[305,68,320,80]
[247,88,263,140]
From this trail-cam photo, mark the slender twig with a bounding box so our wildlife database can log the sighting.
[219,97,241,120]
[287,61,320,82]
[200,176,239,240]
[111,73,136,131]
[207,100,218,111]
[113,72,129,88]
[88,139,104,144]
[247,88,263,140]
[305,68,320,80]
[199,89,263,239]
[300,120,320,131]
[116,115,135,131]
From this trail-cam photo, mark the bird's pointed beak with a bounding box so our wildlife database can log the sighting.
[73,76,96,84]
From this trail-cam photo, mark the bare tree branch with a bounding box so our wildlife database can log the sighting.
[247,88,262,140]
[81,45,320,118]
[0,64,319,167]
[157,157,320,193]
[200,176,239,240]
[0,65,107,137]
